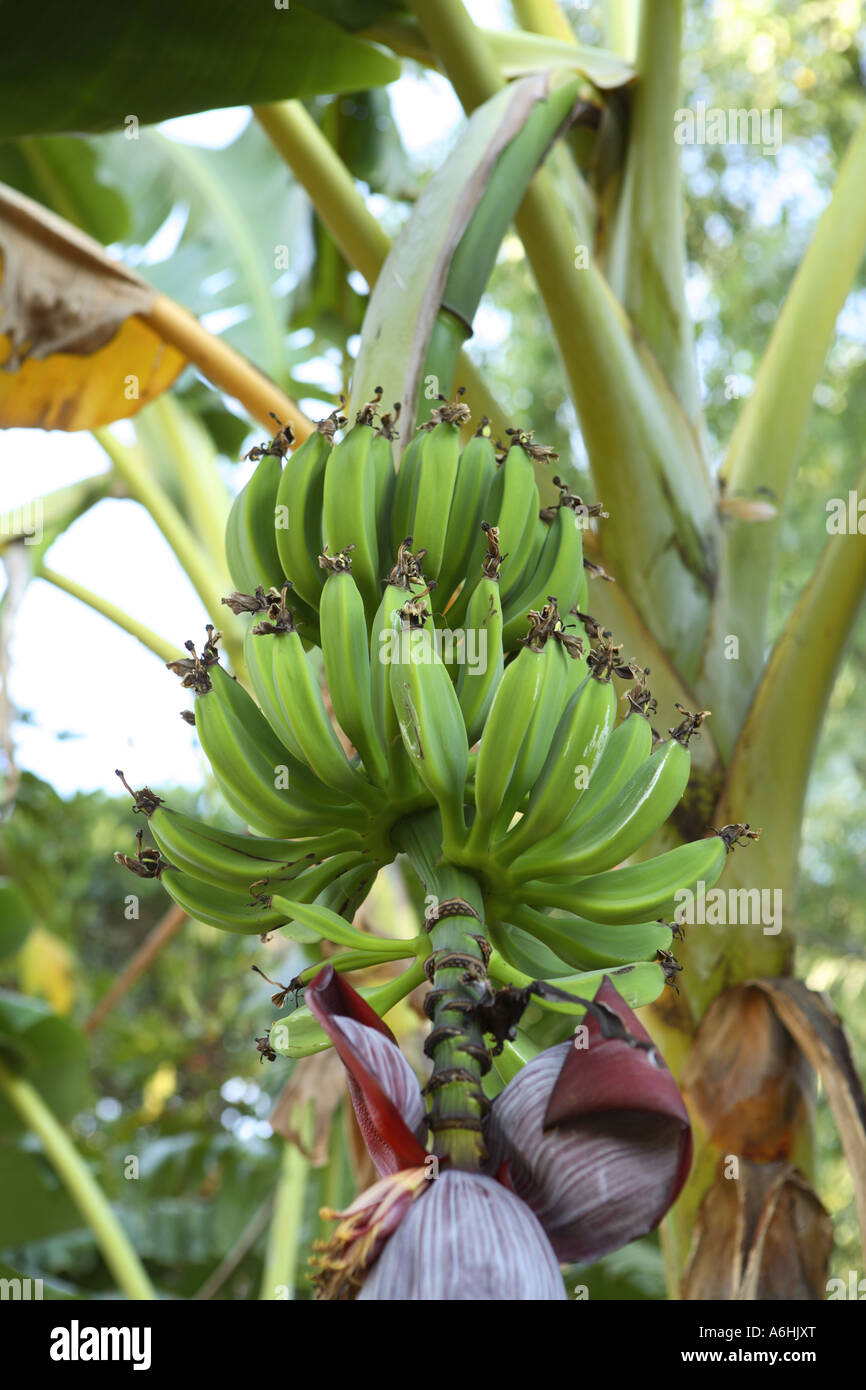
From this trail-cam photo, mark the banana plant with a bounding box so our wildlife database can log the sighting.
[1,0,864,1300]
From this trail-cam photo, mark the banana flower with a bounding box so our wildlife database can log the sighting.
[307,966,691,1300]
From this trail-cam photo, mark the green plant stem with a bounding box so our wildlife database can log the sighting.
[407,0,503,113]
[95,430,227,615]
[703,464,866,998]
[409,0,717,675]
[0,476,114,553]
[40,567,178,663]
[395,811,489,1170]
[141,397,231,566]
[512,0,574,42]
[93,427,244,670]
[722,117,866,507]
[702,116,866,740]
[0,1061,155,1300]
[604,0,639,59]
[254,101,508,436]
[605,0,700,423]
[260,1105,314,1300]
[142,292,311,440]
[255,101,390,287]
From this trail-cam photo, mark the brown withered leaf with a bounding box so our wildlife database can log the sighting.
[683,1158,833,1300]
[269,1052,346,1167]
[0,185,184,429]
[750,977,866,1256]
[682,984,812,1160]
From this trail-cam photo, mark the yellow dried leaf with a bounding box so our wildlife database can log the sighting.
[0,183,185,430]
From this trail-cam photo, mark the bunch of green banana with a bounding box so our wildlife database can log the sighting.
[231,583,387,813]
[496,909,674,974]
[160,853,367,937]
[508,734,693,883]
[116,393,764,1059]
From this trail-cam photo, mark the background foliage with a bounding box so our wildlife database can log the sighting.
[1,0,864,1294]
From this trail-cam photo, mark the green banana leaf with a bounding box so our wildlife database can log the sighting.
[0,1,400,139]
[0,991,92,1135]
[0,137,129,243]
[0,881,33,961]
[0,1150,83,1246]
[350,71,583,436]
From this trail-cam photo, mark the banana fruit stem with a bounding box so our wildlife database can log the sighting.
[394,812,490,1171]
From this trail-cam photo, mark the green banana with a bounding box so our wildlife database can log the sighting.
[369,543,428,795]
[161,850,367,937]
[274,411,342,610]
[470,639,548,852]
[225,450,283,595]
[488,437,544,605]
[161,867,293,935]
[500,500,585,649]
[493,630,568,841]
[487,953,668,1016]
[195,658,364,836]
[561,706,654,836]
[319,559,389,786]
[468,612,566,855]
[315,860,379,923]
[523,832,730,925]
[372,410,398,586]
[149,804,363,891]
[322,392,387,620]
[503,906,673,972]
[402,414,463,596]
[387,602,469,852]
[435,421,497,615]
[511,735,692,883]
[499,669,617,860]
[455,530,504,745]
[269,605,384,810]
[390,430,426,555]
[243,620,307,763]
[486,917,575,980]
